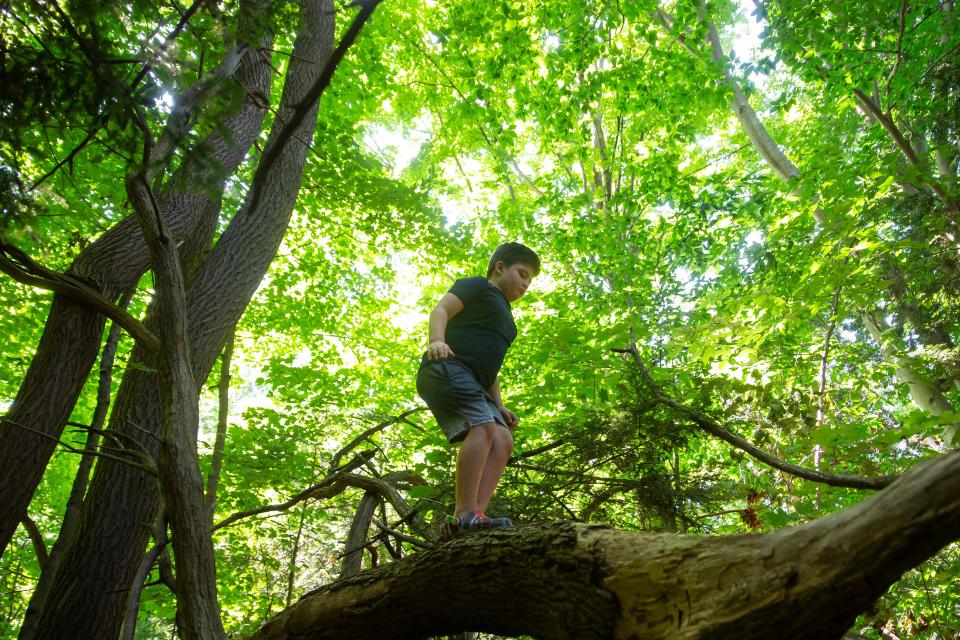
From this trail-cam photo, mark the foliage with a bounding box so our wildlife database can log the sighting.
[1,0,959,637]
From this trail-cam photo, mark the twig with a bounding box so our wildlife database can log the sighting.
[130,0,207,88]
[329,408,426,469]
[918,562,947,640]
[29,126,103,190]
[816,284,843,426]
[213,451,376,531]
[509,440,567,463]
[885,0,910,98]
[369,516,432,549]
[0,417,157,476]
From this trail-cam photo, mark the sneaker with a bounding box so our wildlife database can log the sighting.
[442,511,513,538]
[466,511,512,529]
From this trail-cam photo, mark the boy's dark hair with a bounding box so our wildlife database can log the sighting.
[486,242,541,278]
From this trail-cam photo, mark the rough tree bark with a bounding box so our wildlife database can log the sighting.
[251,450,960,640]
[128,167,224,640]
[18,291,131,640]
[30,0,338,637]
[0,3,274,556]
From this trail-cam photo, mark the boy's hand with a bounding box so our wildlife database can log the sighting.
[498,406,519,430]
[426,341,455,360]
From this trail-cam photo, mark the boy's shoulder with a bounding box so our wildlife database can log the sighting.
[450,276,504,308]
[454,275,487,285]
[450,276,489,296]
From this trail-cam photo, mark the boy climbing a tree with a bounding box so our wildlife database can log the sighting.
[417,242,540,533]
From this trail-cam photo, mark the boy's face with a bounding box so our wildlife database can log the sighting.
[492,261,535,302]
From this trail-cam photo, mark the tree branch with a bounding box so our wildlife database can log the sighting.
[213,451,376,531]
[884,0,910,98]
[130,0,208,88]
[370,516,432,550]
[19,514,48,569]
[0,418,157,476]
[245,0,383,217]
[0,241,160,354]
[148,44,251,182]
[611,344,898,490]
[329,408,426,470]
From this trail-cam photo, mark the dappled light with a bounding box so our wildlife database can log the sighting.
[1,0,959,638]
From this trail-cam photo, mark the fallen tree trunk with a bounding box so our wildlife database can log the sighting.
[250,450,960,640]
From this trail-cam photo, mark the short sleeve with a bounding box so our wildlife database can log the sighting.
[448,277,486,306]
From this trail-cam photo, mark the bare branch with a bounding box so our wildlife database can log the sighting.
[509,440,567,463]
[20,514,48,569]
[213,451,377,531]
[0,242,160,354]
[370,516,432,550]
[0,418,157,476]
[329,408,427,470]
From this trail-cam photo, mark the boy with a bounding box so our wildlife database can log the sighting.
[416,242,540,533]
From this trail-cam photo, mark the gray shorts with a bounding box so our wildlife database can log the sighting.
[416,359,508,443]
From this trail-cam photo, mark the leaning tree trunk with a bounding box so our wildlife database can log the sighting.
[0,8,274,556]
[339,491,380,579]
[17,292,130,640]
[31,2,336,637]
[251,450,960,640]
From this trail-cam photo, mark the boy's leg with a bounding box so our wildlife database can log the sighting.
[454,423,497,516]
[476,425,513,514]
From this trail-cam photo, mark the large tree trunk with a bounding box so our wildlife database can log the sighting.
[251,450,960,640]
[18,292,130,640]
[0,11,274,555]
[31,2,336,637]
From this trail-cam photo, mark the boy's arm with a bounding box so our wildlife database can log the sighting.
[488,379,518,429]
[426,293,464,360]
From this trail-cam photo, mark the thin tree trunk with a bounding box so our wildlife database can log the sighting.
[285,505,308,607]
[128,168,224,640]
[340,491,379,579]
[206,328,235,523]
[692,10,799,183]
[861,312,958,445]
[251,450,960,640]
[120,516,169,640]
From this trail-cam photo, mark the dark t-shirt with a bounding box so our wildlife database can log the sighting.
[437,276,517,389]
